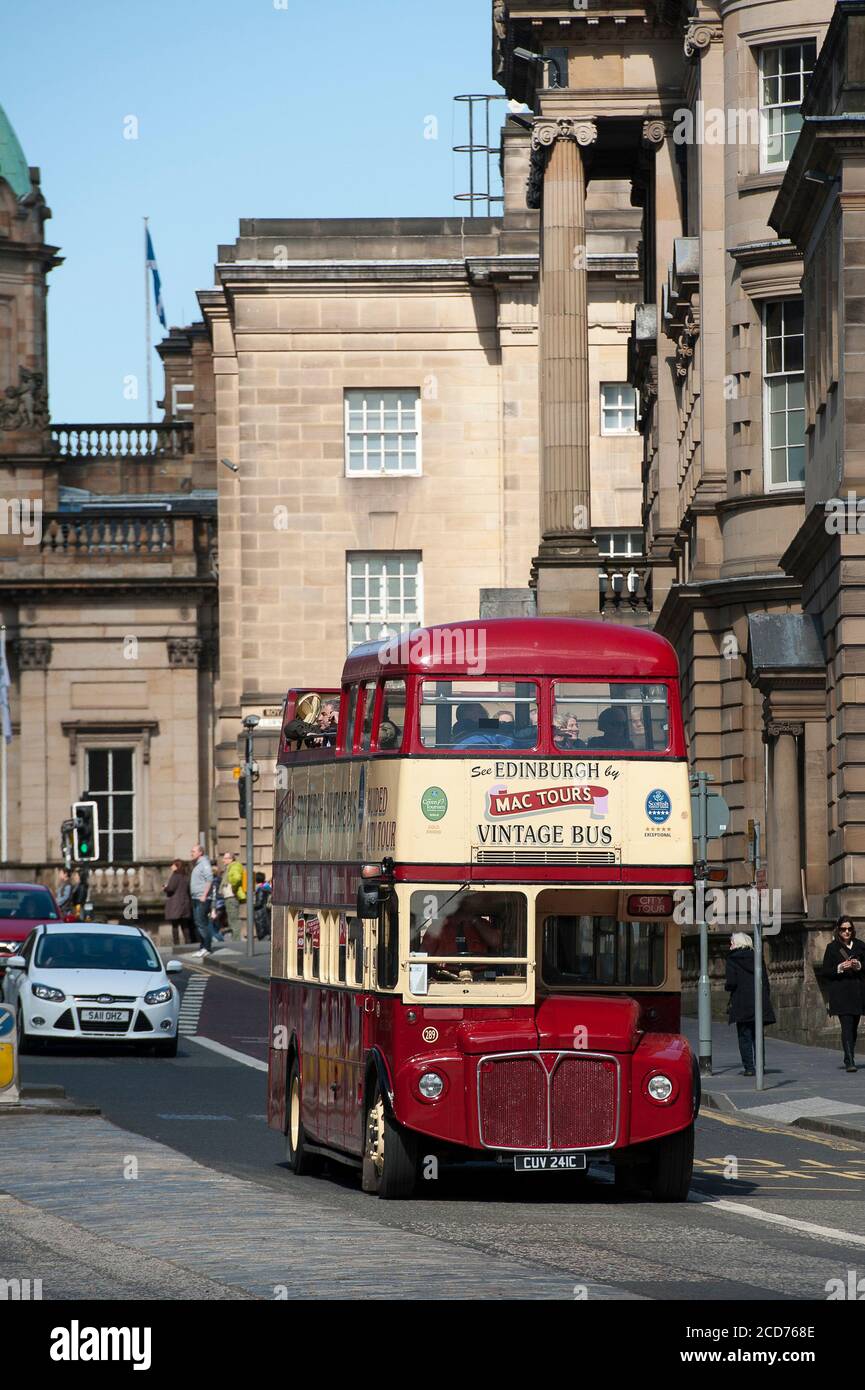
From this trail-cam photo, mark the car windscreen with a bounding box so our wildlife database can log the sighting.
[0,888,58,921]
[33,933,162,972]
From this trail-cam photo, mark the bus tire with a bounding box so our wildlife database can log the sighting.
[362,1084,417,1199]
[647,1123,694,1202]
[286,1058,321,1177]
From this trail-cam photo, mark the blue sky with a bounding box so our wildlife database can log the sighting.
[1,0,506,423]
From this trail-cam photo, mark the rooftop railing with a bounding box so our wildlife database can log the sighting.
[51,422,194,459]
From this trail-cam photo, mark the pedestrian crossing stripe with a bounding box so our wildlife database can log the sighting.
[178,977,208,1035]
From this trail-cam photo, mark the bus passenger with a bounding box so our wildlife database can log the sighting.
[587,705,632,750]
[557,715,585,750]
[451,702,488,745]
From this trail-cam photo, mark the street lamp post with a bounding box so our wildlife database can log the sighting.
[242,715,259,958]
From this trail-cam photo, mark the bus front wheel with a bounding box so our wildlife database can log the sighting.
[647,1123,694,1202]
[286,1058,321,1177]
[362,1084,417,1199]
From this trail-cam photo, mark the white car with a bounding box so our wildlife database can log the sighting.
[1,922,182,1056]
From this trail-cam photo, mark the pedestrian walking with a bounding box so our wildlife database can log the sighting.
[189,844,222,956]
[163,859,195,947]
[254,871,272,940]
[218,851,246,939]
[725,932,775,1077]
[820,915,865,1073]
[56,866,73,917]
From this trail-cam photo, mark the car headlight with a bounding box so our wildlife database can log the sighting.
[144,986,173,1006]
[647,1074,674,1102]
[32,983,66,1003]
[418,1071,444,1100]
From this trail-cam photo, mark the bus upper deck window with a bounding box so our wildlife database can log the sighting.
[419,679,538,750]
[376,679,406,751]
[552,682,669,753]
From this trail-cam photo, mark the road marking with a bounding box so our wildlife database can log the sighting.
[693,1193,865,1248]
[188,1035,268,1071]
[700,1107,865,1152]
[156,1113,236,1121]
[177,976,208,1036]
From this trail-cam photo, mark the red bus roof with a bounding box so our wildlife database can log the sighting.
[340,618,679,682]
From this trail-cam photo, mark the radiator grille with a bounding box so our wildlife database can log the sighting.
[550,1055,618,1149]
[477,1051,619,1151]
[477,1056,547,1149]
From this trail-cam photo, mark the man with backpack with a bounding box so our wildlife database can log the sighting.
[219,850,246,940]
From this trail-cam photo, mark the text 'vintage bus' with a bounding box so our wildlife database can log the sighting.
[267,618,697,1199]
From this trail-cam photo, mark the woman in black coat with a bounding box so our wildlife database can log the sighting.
[821,916,865,1073]
[725,933,776,1076]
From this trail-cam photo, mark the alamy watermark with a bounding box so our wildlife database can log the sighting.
[674,885,781,935]
[0,498,41,545]
[378,625,487,677]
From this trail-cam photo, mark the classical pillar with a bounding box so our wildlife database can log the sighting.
[642,119,683,560]
[18,637,52,863]
[768,720,803,916]
[529,118,600,614]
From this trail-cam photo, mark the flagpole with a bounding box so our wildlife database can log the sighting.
[144,216,152,424]
[1,626,7,865]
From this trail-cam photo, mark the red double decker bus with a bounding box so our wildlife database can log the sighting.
[267,618,697,1200]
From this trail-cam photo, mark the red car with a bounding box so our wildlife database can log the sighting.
[0,883,62,976]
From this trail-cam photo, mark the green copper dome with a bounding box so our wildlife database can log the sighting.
[0,102,30,199]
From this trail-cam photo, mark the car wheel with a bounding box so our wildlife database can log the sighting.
[285,1058,322,1176]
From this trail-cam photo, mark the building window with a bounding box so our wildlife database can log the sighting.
[759,41,817,171]
[85,748,134,863]
[600,383,638,435]
[594,530,644,560]
[764,300,805,489]
[344,389,421,476]
[347,552,422,649]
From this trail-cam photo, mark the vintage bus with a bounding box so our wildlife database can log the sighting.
[267,618,697,1200]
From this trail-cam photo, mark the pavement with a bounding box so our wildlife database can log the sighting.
[168,940,865,1147]
[683,1016,865,1144]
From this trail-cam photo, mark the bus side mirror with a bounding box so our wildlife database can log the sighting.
[357,881,381,920]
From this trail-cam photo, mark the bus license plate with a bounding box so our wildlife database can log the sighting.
[80,1009,129,1023]
[513,1152,587,1173]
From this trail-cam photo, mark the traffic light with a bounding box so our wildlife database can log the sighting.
[234,766,247,820]
[72,801,99,862]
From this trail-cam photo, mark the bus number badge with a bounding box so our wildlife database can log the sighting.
[422,1027,439,1043]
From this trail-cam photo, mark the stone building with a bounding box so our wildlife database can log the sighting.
[0,96,644,917]
[492,0,847,1043]
[0,104,217,919]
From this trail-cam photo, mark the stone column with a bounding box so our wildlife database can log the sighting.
[18,637,51,864]
[642,119,683,562]
[768,720,803,916]
[529,117,600,614]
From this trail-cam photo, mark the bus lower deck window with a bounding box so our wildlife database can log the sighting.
[409,889,527,984]
[542,916,666,988]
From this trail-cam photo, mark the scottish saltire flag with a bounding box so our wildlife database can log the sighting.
[145,228,167,329]
[0,635,11,745]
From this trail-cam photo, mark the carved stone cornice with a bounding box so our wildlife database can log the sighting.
[167,637,204,669]
[527,117,598,210]
[18,637,52,670]
[683,20,722,59]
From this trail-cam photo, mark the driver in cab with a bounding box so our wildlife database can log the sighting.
[425,906,502,959]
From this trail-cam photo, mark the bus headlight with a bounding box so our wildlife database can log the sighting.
[647,1074,674,1103]
[418,1072,444,1100]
